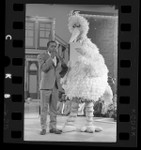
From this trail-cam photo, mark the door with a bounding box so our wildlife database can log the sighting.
[28,62,38,99]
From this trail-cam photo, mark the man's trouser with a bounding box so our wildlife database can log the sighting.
[40,86,58,130]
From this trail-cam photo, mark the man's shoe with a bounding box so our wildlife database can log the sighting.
[49,128,62,134]
[40,129,46,135]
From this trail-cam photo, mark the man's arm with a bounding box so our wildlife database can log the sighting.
[59,63,68,78]
[37,54,53,72]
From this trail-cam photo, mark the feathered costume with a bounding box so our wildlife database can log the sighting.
[61,11,113,133]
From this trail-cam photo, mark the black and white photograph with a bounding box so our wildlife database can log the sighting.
[24,4,118,142]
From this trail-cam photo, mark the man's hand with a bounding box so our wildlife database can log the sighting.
[60,76,67,85]
[42,54,49,61]
[37,53,49,65]
[38,53,54,72]
[50,50,58,58]
[46,57,54,66]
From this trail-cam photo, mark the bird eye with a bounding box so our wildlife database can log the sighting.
[77,24,81,28]
[73,24,81,28]
[73,24,77,28]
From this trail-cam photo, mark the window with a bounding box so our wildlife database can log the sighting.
[38,22,52,49]
[25,20,35,48]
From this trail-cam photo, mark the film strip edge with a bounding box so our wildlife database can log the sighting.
[4,0,139,147]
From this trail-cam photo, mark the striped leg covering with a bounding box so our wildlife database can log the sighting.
[81,101,103,133]
[62,98,79,132]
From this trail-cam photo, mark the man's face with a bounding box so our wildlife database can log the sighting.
[48,42,57,57]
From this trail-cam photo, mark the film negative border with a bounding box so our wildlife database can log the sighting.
[4,0,139,147]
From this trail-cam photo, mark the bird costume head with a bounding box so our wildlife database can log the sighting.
[68,11,89,43]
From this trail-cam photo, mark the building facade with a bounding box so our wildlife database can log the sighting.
[25,16,70,100]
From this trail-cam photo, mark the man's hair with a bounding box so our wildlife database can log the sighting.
[47,40,57,49]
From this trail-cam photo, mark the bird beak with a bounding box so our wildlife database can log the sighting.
[69,28,80,43]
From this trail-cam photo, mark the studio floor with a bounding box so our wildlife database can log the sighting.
[24,114,117,142]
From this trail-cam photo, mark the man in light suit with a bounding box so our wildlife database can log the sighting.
[38,40,65,135]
